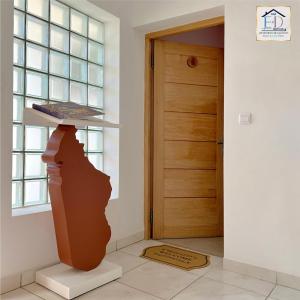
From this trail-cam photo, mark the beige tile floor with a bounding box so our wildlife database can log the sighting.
[1,240,300,300]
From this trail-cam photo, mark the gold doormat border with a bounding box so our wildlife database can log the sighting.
[141,244,210,271]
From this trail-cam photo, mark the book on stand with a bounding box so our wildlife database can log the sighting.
[24,102,119,128]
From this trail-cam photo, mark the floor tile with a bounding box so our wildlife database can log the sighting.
[270,285,300,300]
[105,250,148,273]
[160,237,224,257]
[23,283,64,300]
[120,240,163,257]
[173,277,266,300]
[189,255,223,277]
[118,261,197,299]
[78,281,160,299]
[204,266,275,296]
[0,288,41,300]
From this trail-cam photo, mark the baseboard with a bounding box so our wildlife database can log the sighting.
[0,273,21,294]
[223,258,300,290]
[0,231,144,294]
[116,231,144,250]
[277,271,300,291]
[223,258,276,283]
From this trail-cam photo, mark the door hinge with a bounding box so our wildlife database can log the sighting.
[150,209,153,225]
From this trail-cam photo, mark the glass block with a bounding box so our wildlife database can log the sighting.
[70,81,87,105]
[14,38,25,66]
[88,130,103,152]
[75,130,87,151]
[27,0,49,20]
[88,153,103,171]
[12,153,23,180]
[26,98,47,108]
[12,181,23,208]
[26,71,48,98]
[25,153,46,178]
[70,58,87,82]
[50,25,69,53]
[27,16,49,46]
[13,95,24,122]
[49,76,68,101]
[88,41,104,65]
[88,86,103,108]
[89,18,104,43]
[13,124,23,151]
[14,10,25,38]
[26,43,48,72]
[24,179,47,206]
[71,9,87,36]
[14,0,25,10]
[70,33,87,59]
[13,67,24,94]
[50,0,69,28]
[49,51,69,77]
[49,127,55,137]
[25,126,47,151]
[88,63,103,86]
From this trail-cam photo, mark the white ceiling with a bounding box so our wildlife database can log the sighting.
[90,0,224,27]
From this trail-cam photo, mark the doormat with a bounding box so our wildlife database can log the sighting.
[141,244,210,271]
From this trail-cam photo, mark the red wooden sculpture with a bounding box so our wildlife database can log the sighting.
[42,125,111,271]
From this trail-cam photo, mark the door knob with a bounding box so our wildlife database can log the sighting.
[187,56,198,68]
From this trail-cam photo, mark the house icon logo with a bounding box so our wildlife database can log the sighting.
[256,6,291,41]
[261,9,286,31]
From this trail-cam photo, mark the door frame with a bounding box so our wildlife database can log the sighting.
[144,16,225,239]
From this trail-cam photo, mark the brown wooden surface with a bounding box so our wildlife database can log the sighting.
[152,40,223,239]
[164,198,219,237]
[164,141,216,169]
[144,17,224,240]
[164,169,216,198]
[164,83,217,114]
[144,38,152,239]
[42,125,111,271]
[164,112,216,142]
[146,16,224,39]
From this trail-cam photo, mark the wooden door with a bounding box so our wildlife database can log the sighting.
[153,40,223,239]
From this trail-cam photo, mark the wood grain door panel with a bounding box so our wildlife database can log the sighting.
[164,141,216,169]
[164,198,219,234]
[165,112,216,141]
[164,169,216,198]
[164,83,217,114]
[165,54,218,86]
[153,40,223,239]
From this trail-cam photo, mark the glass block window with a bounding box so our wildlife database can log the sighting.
[12,0,105,209]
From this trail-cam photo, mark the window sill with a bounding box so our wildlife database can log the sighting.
[12,203,52,217]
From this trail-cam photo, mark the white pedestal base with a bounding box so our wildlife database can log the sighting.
[36,260,122,299]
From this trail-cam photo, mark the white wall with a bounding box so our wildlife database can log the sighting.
[224,0,300,277]
[93,0,300,278]
[1,0,300,285]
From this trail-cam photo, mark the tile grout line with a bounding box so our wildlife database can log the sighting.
[265,284,277,300]
[203,276,274,298]
[169,272,207,299]
[116,281,165,300]
[21,287,45,300]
